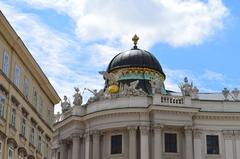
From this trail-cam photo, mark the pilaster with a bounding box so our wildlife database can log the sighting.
[139,126,149,159]
[128,126,137,159]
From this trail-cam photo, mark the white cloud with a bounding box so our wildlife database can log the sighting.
[20,0,228,48]
[0,0,232,113]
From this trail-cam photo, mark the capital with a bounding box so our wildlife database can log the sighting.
[139,126,149,135]
[128,126,137,136]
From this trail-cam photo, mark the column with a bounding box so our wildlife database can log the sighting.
[60,140,68,159]
[223,130,234,159]
[153,124,163,159]
[140,126,149,159]
[193,129,202,159]
[84,133,90,159]
[185,126,193,159]
[235,131,240,159]
[92,130,100,159]
[128,126,137,159]
[68,145,72,159]
[72,133,81,159]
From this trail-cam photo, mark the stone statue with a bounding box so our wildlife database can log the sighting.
[222,88,229,100]
[150,78,163,94]
[232,88,239,100]
[61,96,71,113]
[85,88,104,103]
[179,77,193,96]
[55,112,61,122]
[120,80,146,96]
[192,86,199,99]
[73,87,83,106]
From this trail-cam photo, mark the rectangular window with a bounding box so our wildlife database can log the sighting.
[10,108,16,128]
[39,97,43,114]
[2,50,10,76]
[33,88,38,108]
[8,145,14,159]
[111,134,122,154]
[0,96,5,118]
[13,64,21,88]
[30,127,35,145]
[207,135,219,154]
[0,141,2,159]
[23,78,29,98]
[37,135,41,152]
[164,133,177,153]
[21,118,26,136]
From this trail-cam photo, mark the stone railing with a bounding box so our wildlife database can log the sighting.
[160,95,184,104]
[153,94,191,106]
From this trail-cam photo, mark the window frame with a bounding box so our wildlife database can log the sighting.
[10,107,16,128]
[37,134,42,152]
[8,145,14,159]
[23,77,29,99]
[30,127,35,145]
[13,64,21,88]
[0,96,6,118]
[20,117,26,137]
[163,131,179,153]
[109,133,124,155]
[206,135,220,155]
[2,50,10,76]
[0,140,3,159]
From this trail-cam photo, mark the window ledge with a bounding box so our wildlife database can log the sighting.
[205,154,221,159]
[108,153,125,158]
[9,124,16,131]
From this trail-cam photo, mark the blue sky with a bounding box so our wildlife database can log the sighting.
[0,0,239,113]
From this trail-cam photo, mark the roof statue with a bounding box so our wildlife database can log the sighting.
[61,95,71,113]
[73,87,82,106]
[222,88,229,100]
[179,77,193,96]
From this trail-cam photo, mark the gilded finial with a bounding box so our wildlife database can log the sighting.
[132,34,139,48]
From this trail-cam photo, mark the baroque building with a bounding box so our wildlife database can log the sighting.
[0,11,60,159]
[53,34,240,159]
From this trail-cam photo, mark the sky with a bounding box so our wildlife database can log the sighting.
[0,0,239,113]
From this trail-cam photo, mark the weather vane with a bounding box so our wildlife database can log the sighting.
[132,34,139,48]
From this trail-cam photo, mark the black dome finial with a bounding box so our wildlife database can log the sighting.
[132,34,139,49]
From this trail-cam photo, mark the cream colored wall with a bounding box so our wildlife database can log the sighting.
[0,25,53,159]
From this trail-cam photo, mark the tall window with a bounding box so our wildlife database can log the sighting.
[13,64,21,88]
[111,134,122,154]
[30,127,35,145]
[45,143,49,158]
[0,141,2,159]
[207,135,219,154]
[0,96,5,118]
[20,118,26,136]
[2,50,10,76]
[8,145,14,159]
[39,97,43,114]
[164,133,177,153]
[33,88,37,108]
[10,107,16,128]
[37,135,41,152]
[23,78,29,98]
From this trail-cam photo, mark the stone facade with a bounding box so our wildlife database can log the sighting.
[52,93,240,159]
[0,11,60,159]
